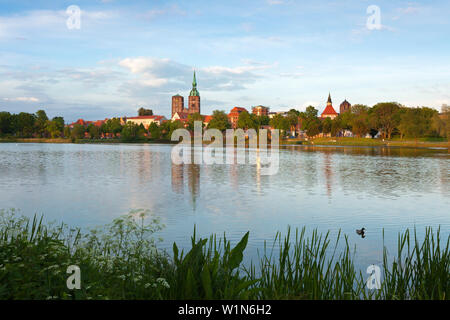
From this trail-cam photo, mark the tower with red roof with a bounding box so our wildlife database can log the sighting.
[321,93,339,119]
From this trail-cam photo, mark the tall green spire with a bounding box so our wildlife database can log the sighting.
[190,71,199,96]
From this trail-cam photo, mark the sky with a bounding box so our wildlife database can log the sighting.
[0,0,449,122]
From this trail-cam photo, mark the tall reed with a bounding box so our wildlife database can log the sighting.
[0,210,448,300]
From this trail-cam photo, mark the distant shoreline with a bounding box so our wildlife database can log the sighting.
[0,137,448,150]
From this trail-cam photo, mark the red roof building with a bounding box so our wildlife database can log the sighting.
[321,94,339,119]
[67,118,108,128]
[228,107,248,128]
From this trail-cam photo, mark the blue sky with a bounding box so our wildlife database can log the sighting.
[0,0,449,122]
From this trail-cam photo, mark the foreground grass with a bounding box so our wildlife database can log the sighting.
[0,210,448,300]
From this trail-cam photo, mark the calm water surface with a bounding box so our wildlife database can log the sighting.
[1,143,449,270]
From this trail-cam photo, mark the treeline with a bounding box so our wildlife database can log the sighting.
[286,103,449,139]
[1,103,448,142]
[0,110,65,138]
[69,119,186,142]
[228,103,448,139]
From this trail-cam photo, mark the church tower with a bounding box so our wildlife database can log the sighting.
[172,94,184,117]
[188,71,200,114]
[320,93,338,119]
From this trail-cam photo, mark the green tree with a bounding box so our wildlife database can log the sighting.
[63,126,71,138]
[286,109,300,134]
[87,124,101,139]
[14,112,36,137]
[45,117,65,138]
[0,111,12,135]
[330,118,342,137]
[299,106,321,137]
[398,107,437,141]
[305,119,321,138]
[269,114,289,132]
[187,112,204,131]
[371,102,401,139]
[255,115,270,127]
[52,117,65,132]
[161,120,184,140]
[322,117,332,135]
[237,111,258,130]
[71,124,86,139]
[45,120,61,138]
[104,118,123,137]
[350,104,370,137]
[148,122,161,139]
[207,110,231,131]
[121,122,144,141]
[35,110,49,137]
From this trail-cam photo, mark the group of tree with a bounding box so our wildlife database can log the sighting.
[2,104,448,141]
[0,110,65,138]
[291,102,449,139]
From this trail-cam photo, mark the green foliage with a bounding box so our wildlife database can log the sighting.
[207,110,231,131]
[121,123,145,141]
[187,112,204,131]
[269,114,289,132]
[14,112,36,137]
[170,230,256,299]
[148,122,162,139]
[71,124,86,139]
[103,118,123,137]
[0,112,13,135]
[0,210,448,300]
[322,118,332,135]
[299,106,322,137]
[87,124,101,139]
[237,111,258,130]
[0,209,168,300]
[370,102,401,139]
[398,107,438,140]
[161,120,184,140]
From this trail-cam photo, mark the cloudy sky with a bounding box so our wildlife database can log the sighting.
[0,0,449,122]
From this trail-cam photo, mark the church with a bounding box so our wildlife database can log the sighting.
[320,93,352,119]
[171,72,201,119]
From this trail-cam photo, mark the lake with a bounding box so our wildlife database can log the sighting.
[1,142,449,271]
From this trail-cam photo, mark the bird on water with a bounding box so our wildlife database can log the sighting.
[356,228,366,238]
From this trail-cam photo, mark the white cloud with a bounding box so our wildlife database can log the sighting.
[3,97,39,102]
[267,0,284,5]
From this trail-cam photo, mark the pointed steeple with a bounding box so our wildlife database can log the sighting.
[189,71,199,96]
[327,93,332,104]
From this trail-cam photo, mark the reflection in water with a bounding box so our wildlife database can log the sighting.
[323,152,333,198]
[171,164,184,194]
[171,162,201,207]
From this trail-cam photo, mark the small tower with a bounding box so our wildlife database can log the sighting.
[321,93,338,119]
[340,99,351,114]
[188,71,200,114]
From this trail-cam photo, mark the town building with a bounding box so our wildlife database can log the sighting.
[67,118,108,128]
[320,93,339,119]
[171,72,201,118]
[252,105,269,116]
[228,107,248,128]
[268,111,288,119]
[124,115,166,128]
